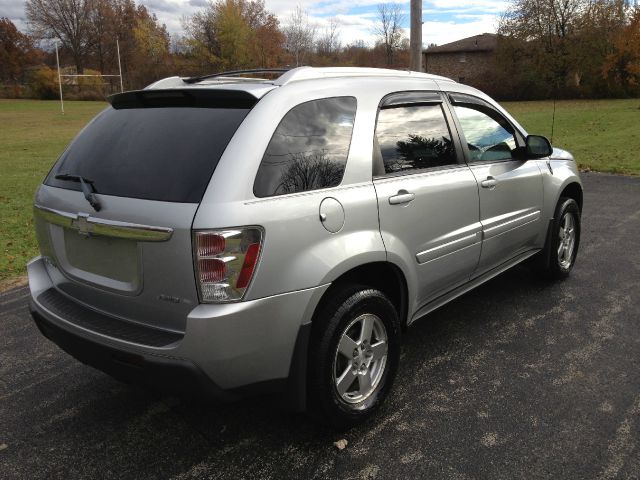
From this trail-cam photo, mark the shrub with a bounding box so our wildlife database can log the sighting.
[0,84,24,98]
[27,67,58,99]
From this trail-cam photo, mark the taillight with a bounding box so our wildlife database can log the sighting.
[193,228,263,303]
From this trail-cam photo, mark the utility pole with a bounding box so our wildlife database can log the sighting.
[410,0,423,72]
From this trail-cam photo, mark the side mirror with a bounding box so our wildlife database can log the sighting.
[525,135,553,158]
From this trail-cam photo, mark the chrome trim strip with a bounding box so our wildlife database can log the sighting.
[34,205,173,242]
[416,222,483,264]
[416,232,481,264]
[482,209,541,240]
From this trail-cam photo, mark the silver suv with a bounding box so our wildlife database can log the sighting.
[28,67,582,427]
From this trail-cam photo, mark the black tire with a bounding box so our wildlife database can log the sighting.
[307,284,401,430]
[532,197,581,279]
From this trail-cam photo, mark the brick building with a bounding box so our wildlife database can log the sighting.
[423,33,498,89]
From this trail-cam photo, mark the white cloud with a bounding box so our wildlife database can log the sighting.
[428,0,509,13]
[422,15,499,46]
[4,0,504,49]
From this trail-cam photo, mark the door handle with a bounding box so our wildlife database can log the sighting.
[480,177,498,189]
[389,190,415,205]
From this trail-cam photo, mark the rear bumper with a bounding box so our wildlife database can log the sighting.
[28,256,329,408]
[30,303,235,399]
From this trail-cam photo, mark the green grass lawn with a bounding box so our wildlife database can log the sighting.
[503,98,640,175]
[0,99,106,284]
[1,97,639,284]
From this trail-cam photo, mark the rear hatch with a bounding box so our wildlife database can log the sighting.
[33,89,256,335]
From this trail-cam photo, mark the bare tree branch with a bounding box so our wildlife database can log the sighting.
[283,5,316,66]
[374,3,405,65]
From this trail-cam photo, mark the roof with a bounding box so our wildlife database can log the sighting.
[274,67,452,84]
[145,67,455,96]
[424,33,498,54]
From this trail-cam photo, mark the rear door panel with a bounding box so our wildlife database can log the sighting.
[375,167,481,306]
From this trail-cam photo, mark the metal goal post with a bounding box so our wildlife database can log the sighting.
[55,39,124,114]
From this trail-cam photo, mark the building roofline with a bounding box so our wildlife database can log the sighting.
[423,33,499,54]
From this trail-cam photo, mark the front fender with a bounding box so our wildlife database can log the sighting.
[540,151,583,222]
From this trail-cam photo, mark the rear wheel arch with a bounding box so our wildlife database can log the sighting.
[311,262,409,330]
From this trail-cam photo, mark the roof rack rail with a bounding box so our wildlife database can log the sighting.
[274,67,452,85]
[183,68,292,84]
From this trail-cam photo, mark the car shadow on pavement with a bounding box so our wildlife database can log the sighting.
[3,263,567,479]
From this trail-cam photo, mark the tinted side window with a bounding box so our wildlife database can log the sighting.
[253,97,356,197]
[375,104,457,175]
[453,105,517,162]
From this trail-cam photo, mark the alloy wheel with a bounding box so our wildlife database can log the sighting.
[333,313,388,404]
[558,212,577,269]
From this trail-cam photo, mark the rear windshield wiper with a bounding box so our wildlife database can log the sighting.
[54,173,102,211]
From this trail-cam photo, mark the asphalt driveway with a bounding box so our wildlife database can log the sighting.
[1,172,639,479]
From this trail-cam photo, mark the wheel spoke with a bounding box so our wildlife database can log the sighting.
[336,367,357,396]
[370,341,388,361]
[557,243,564,257]
[359,370,372,393]
[338,335,358,359]
[360,316,374,344]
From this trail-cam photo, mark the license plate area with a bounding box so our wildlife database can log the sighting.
[48,225,142,294]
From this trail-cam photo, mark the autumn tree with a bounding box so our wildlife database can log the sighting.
[183,0,284,71]
[243,0,285,67]
[0,17,42,84]
[26,0,95,73]
[374,3,405,65]
[604,6,640,90]
[217,0,254,69]
[499,0,587,86]
[496,0,634,98]
[90,0,114,73]
[131,14,171,85]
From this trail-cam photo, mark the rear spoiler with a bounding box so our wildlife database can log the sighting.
[108,89,258,110]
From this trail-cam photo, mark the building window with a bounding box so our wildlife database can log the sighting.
[459,53,466,63]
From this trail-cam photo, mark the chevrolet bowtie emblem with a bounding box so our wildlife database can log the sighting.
[72,213,94,236]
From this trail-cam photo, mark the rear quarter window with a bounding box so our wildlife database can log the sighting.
[46,106,250,203]
[253,97,357,198]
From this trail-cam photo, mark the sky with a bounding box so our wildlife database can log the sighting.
[2,0,510,48]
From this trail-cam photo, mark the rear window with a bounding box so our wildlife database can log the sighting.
[45,106,249,203]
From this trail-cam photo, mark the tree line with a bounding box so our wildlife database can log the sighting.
[1,0,409,99]
[492,0,640,99]
[1,0,638,100]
